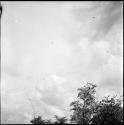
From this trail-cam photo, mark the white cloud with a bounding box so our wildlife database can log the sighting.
[51,75,66,84]
[49,106,65,117]
[24,112,33,124]
[1,1,123,124]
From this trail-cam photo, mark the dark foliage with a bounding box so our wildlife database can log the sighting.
[30,115,68,124]
[30,83,123,124]
[30,116,45,124]
[70,83,97,124]
[91,96,123,124]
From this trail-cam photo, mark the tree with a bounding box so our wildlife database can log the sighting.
[30,116,46,124]
[30,82,123,124]
[70,83,97,124]
[91,96,123,124]
[44,119,53,124]
[30,115,68,124]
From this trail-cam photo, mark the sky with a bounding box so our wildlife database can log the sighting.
[1,1,123,124]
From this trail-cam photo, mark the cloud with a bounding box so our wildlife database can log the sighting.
[35,75,73,108]
[91,2,123,41]
[1,1,123,124]
[23,112,33,124]
[1,108,26,124]
[51,75,66,85]
[70,1,123,42]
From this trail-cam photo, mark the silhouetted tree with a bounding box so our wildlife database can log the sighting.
[70,83,97,124]
[44,119,53,124]
[91,96,123,124]
[30,82,123,124]
[30,115,68,124]
[30,116,46,124]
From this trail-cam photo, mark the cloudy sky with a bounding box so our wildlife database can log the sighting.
[1,1,123,124]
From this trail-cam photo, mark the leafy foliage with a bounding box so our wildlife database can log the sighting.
[30,116,46,124]
[30,82,123,124]
[30,115,68,124]
[70,83,97,124]
[91,96,123,124]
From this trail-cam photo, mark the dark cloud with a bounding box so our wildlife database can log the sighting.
[92,1,123,41]
[71,1,123,42]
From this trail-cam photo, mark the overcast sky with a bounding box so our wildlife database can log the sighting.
[1,1,123,124]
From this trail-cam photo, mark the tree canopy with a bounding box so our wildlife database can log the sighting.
[70,83,97,124]
[91,96,123,124]
[30,82,123,124]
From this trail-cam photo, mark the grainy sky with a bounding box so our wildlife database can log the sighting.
[1,1,123,124]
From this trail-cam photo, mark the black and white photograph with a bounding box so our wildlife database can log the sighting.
[1,1,123,124]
